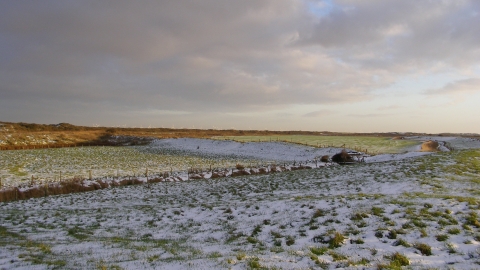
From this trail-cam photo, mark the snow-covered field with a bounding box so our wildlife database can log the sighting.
[1,137,480,269]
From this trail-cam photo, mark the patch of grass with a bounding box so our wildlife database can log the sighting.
[392,238,410,247]
[247,237,259,244]
[411,219,427,228]
[348,258,370,266]
[386,230,397,239]
[147,255,160,263]
[309,254,329,269]
[445,242,457,254]
[270,230,283,239]
[329,232,345,248]
[351,212,369,221]
[236,252,247,260]
[447,227,461,235]
[312,209,325,218]
[389,252,410,267]
[67,226,93,240]
[251,225,262,237]
[350,238,364,244]
[465,212,480,228]
[247,257,263,269]
[285,235,295,246]
[371,206,385,216]
[310,246,328,256]
[414,242,432,256]
[436,234,449,241]
[328,251,348,261]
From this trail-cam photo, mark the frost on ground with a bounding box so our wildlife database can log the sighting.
[0,139,479,269]
[152,138,343,162]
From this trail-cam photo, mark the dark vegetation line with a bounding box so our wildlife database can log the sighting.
[2,121,477,151]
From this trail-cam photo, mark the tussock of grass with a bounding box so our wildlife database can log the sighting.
[310,246,328,256]
[436,234,449,241]
[371,207,385,216]
[447,228,461,235]
[328,251,347,261]
[389,252,410,267]
[414,242,432,256]
[392,238,410,247]
[330,232,345,248]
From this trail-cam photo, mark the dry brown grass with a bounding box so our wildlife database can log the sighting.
[421,140,439,152]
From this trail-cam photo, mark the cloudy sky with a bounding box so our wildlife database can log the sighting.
[1,0,479,133]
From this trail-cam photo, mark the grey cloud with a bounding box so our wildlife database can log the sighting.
[0,0,479,125]
[377,105,401,111]
[301,0,480,69]
[347,113,394,118]
[425,78,480,95]
[303,110,333,117]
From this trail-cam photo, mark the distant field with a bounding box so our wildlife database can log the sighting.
[0,146,258,187]
[213,135,420,154]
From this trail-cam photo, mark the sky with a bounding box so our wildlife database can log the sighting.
[1,0,479,133]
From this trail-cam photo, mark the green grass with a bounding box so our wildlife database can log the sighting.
[213,135,419,154]
[436,234,449,241]
[310,246,328,255]
[414,242,432,256]
[0,145,260,186]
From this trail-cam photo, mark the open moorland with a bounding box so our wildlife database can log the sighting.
[1,123,480,269]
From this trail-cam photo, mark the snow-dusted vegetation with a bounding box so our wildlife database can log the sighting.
[0,143,262,187]
[0,137,479,269]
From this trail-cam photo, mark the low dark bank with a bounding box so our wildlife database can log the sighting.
[2,121,478,151]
